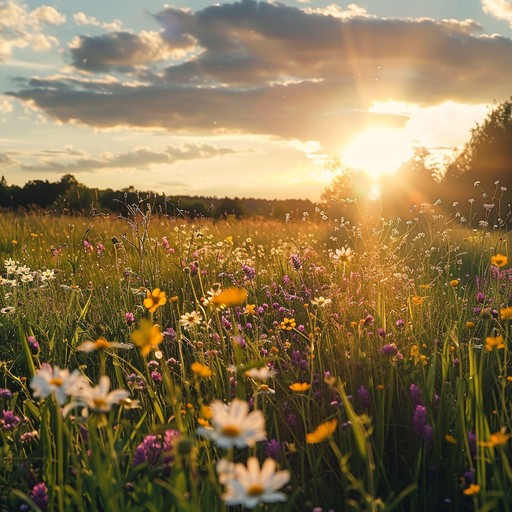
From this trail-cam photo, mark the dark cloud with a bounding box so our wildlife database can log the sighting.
[20,144,238,173]
[7,0,512,150]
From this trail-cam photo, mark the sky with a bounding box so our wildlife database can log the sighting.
[2,0,512,200]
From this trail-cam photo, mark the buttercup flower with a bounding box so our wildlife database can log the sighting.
[191,362,212,378]
[280,318,296,330]
[197,398,266,449]
[143,288,167,313]
[491,253,508,268]
[485,335,505,352]
[306,418,338,444]
[221,456,290,509]
[289,382,311,392]
[211,287,248,308]
[131,319,163,357]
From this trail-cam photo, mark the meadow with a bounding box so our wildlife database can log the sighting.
[1,192,512,512]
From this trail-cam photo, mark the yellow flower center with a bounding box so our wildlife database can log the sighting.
[93,397,107,410]
[221,424,241,437]
[94,338,110,350]
[247,484,265,497]
[49,378,63,386]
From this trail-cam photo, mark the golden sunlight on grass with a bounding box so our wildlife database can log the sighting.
[341,125,415,180]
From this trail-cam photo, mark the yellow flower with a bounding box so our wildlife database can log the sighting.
[210,287,248,307]
[143,288,167,313]
[419,284,431,290]
[466,321,475,329]
[191,362,212,378]
[501,307,512,320]
[306,418,338,444]
[485,335,505,352]
[449,279,459,287]
[224,236,234,245]
[479,429,511,447]
[491,253,508,268]
[411,296,424,306]
[445,434,457,444]
[130,319,163,357]
[245,304,256,315]
[463,484,480,496]
[289,382,311,392]
[280,317,296,330]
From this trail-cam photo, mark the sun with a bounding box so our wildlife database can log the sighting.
[341,125,415,179]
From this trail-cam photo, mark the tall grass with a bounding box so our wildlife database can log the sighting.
[1,192,512,511]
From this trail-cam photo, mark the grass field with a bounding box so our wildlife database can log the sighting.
[1,198,512,511]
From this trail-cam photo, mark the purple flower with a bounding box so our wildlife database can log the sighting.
[412,405,428,437]
[242,265,256,280]
[30,483,48,511]
[357,385,371,408]
[409,384,423,407]
[151,371,162,384]
[477,292,485,303]
[395,319,405,328]
[377,328,387,338]
[265,439,281,460]
[164,327,176,340]
[27,336,39,354]
[1,410,20,430]
[125,312,135,325]
[290,254,302,271]
[380,343,398,356]
[0,388,12,400]
[468,431,476,458]
[133,430,180,469]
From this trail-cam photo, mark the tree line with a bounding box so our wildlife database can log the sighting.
[0,173,316,220]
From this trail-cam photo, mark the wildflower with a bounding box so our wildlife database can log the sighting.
[311,296,332,308]
[245,304,257,315]
[445,434,457,444]
[244,367,276,381]
[76,337,132,352]
[380,343,398,356]
[466,321,475,328]
[179,310,202,330]
[1,306,15,314]
[357,385,371,408]
[133,429,180,468]
[306,418,338,444]
[130,319,163,357]
[1,410,20,430]
[485,335,505,352]
[280,318,296,330]
[196,398,266,449]
[191,362,212,378]
[125,312,135,325]
[77,375,130,414]
[211,287,248,308]
[331,247,353,263]
[463,484,480,496]
[419,284,431,290]
[500,307,512,320]
[143,288,167,313]
[30,483,49,511]
[265,438,281,460]
[30,364,86,405]
[224,236,234,245]
[27,335,39,354]
[491,253,508,268]
[221,456,290,509]
[289,382,310,392]
[449,279,459,287]
[479,429,511,447]
[411,296,424,306]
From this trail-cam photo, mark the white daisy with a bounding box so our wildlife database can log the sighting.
[30,364,87,405]
[197,398,266,449]
[311,296,332,308]
[180,311,203,330]
[222,456,290,509]
[77,375,130,413]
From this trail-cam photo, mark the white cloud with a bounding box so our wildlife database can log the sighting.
[0,1,64,60]
[31,5,66,25]
[73,12,122,32]
[482,0,512,25]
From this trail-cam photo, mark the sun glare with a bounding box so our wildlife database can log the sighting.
[341,125,415,179]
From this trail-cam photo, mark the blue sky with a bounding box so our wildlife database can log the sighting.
[2,0,512,200]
